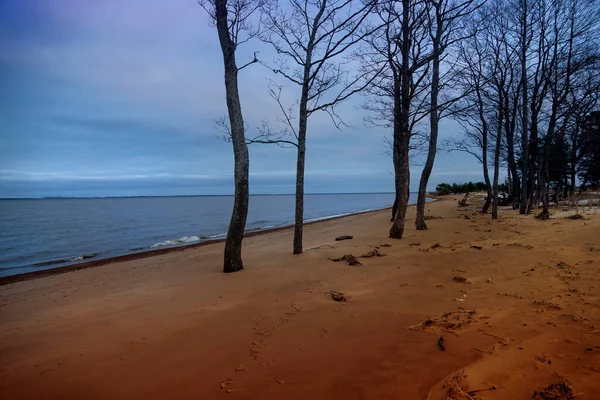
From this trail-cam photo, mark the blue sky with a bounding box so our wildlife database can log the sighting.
[0,0,484,198]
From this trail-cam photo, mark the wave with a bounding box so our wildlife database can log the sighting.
[305,209,375,223]
[149,236,202,248]
[208,232,227,238]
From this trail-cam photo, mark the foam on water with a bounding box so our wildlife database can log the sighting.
[150,236,202,248]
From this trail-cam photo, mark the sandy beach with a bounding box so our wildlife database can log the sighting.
[1,196,600,399]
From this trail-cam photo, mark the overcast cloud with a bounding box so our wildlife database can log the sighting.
[0,0,485,198]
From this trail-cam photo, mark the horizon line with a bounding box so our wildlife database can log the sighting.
[0,192,403,200]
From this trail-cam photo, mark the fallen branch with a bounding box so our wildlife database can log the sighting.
[468,385,497,395]
[455,386,476,400]
[307,244,334,251]
[328,254,361,266]
[481,332,504,340]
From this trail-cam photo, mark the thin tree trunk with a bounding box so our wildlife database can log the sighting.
[390,0,411,239]
[215,0,250,273]
[390,135,410,238]
[482,179,492,214]
[540,151,550,216]
[291,0,325,255]
[475,81,491,214]
[391,146,400,222]
[570,123,578,195]
[293,111,307,254]
[540,101,559,217]
[492,99,503,220]
[527,119,539,213]
[481,115,492,214]
[519,0,529,215]
[415,20,441,230]
[505,94,520,209]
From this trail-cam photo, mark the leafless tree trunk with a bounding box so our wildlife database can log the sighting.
[481,103,493,214]
[505,88,520,208]
[389,0,413,239]
[446,7,492,214]
[415,0,481,229]
[491,97,503,219]
[217,0,250,272]
[415,3,442,230]
[201,0,261,272]
[293,31,315,254]
[259,0,378,254]
[518,0,529,214]
[449,0,599,213]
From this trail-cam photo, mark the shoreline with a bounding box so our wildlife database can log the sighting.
[0,204,401,285]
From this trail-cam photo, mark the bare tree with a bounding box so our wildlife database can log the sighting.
[258,0,378,254]
[536,0,600,217]
[449,16,494,213]
[448,0,520,219]
[359,0,436,239]
[200,0,261,272]
[517,0,531,214]
[414,0,483,230]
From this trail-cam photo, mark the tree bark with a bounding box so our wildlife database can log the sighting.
[482,179,492,214]
[415,17,442,230]
[389,0,411,239]
[291,0,326,255]
[505,94,520,209]
[540,144,550,217]
[215,0,250,273]
[479,90,492,214]
[570,123,578,195]
[526,117,539,213]
[519,0,529,215]
[293,101,308,254]
[492,98,503,220]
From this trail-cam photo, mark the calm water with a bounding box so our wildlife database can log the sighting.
[0,193,420,277]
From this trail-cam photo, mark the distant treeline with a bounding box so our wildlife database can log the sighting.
[435,182,508,195]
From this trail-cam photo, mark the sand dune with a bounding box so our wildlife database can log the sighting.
[1,197,599,399]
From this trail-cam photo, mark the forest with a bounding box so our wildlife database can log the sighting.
[435,182,508,195]
[199,0,600,272]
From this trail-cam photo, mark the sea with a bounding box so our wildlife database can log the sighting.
[0,193,421,277]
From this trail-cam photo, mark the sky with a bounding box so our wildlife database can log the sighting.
[0,0,485,198]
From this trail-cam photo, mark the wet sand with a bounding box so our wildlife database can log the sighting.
[1,196,599,399]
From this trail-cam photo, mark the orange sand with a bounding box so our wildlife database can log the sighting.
[1,197,599,399]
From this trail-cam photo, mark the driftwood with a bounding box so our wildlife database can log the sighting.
[360,249,384,258]
[532,378,575,400]
[452,276,470,284]
[329,254,362,266]
[325,290,347,302]
[458,193,469,207]
[335,235,353,241]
